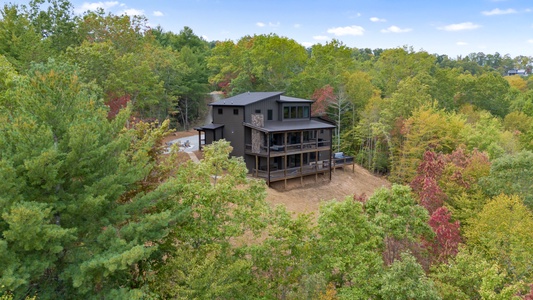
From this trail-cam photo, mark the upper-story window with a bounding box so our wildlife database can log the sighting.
[218,108,223,115]
[233,108,239,115]
[283,105,310,119]
[267,109,273,120]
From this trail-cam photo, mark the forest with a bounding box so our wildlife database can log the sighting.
[1,0,533,299]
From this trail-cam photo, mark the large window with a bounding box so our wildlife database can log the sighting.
[283,105,310,120]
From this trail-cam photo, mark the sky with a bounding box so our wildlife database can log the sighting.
[9,0,533,57]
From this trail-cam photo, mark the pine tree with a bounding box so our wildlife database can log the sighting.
[0,59,178,298]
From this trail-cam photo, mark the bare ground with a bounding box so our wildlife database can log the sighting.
[264,165,390,216]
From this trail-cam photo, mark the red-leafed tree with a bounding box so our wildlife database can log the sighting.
[105,93,130,119]
[426,207,461,263]
[410,151,447,214]
[311,84,336,116]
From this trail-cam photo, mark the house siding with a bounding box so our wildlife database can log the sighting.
[244,97,279,122]
[212,106,245,157]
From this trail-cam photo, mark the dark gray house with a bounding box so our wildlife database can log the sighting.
[195,92,350,186]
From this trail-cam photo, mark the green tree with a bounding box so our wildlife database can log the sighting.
[364,185,432,265]
[480,151,533,209]
[25,0,80,54]
[0,60,177,298]
[0,4,48,70]
[150,242,254,299]
[379,252,441,300]
[290,39,355,98]
[317,198,383,298]
[208,34,307,95]
[465,194,533,283]
[372,47,435,97]
[431,246,524,300]
[245,206,317,299]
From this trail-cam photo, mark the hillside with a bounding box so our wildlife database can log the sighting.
[265,165,390,215]
[164,132,390,215]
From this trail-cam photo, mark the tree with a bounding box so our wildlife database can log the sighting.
[372,47,436,97]
[25,0,80,54]
[208,34,307,95]
[364,184,433,266]
[465,194,533,283]
[0,4,48,70]
[379,252,441,300]
[77,9,147,54]
[480,151,533,209]
[317,198,383,298]
[505,75,528,92]
[431,247,525,300]
[410,151,447,214]
[245,206,317,299]
[426,207,461,263]
[290,39,355,98]
[0,60,178,298]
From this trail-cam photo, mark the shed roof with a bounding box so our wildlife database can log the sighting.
[278,95,313,103]
[209,92,284,106]
[244,119,335,133]
[194,123,224,131]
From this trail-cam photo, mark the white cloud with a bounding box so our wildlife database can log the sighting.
[313,35,330,41]
[327,25,365,36]
[482,8,517,16]
[75,1,119,14]
[121,8,144,16]
[153,11,164,17]
[294,23,301,28]
[438,22,481,31]
[370,17,386,22]
[528,39,533,44]
[301,42,314,47]
[381,26,412,33]
[268,22,280,27]
[456,41,468,46]
[256,22,266,27]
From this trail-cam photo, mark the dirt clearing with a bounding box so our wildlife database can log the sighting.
[264,165,390,216]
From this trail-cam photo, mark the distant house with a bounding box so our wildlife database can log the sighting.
[507,69,528,76]
[195,92,353,187]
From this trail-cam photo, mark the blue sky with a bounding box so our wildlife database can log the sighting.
[9,0,533,57]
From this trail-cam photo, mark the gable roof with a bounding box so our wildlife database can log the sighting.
[209,92,284,106]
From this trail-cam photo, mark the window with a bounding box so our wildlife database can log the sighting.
[267,109,273,120]
[283,105,311,120]
[255,109,261,114]
[303,106,309,118]
[233,108,239,115]
[218,108,223,115]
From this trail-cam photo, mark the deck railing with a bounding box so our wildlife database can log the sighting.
[251,155,354,182]
[245,140,331,155]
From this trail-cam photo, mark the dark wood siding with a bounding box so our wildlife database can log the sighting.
[212,106,245,157]
[244,97,280,122]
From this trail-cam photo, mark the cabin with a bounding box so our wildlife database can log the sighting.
[195,92,353,187]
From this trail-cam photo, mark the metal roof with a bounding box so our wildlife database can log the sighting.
[278,95,313,103]
[209,92,284,106]
[194,123,224,130]
[244,119,335,133]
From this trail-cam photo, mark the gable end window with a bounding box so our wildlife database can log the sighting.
[255,109,261,114]
[218,108,223,115]
[233,108,239,115]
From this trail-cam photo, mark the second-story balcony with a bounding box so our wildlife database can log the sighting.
[245,139,331,156]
